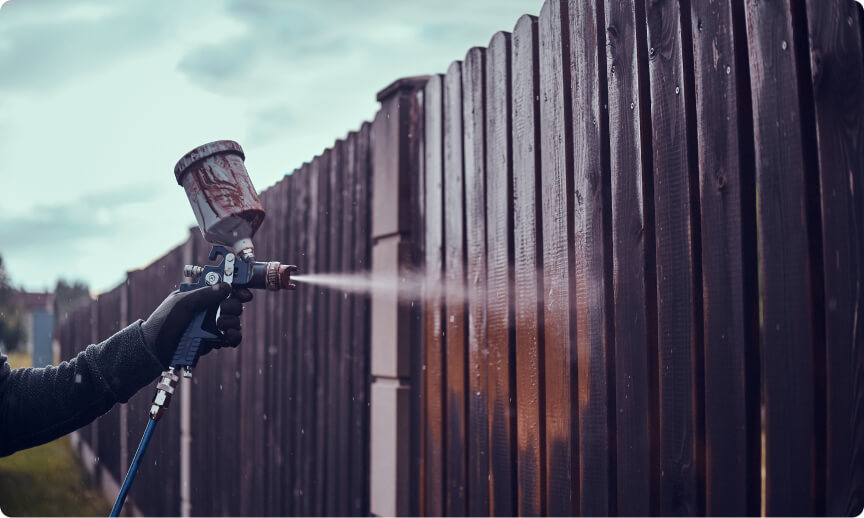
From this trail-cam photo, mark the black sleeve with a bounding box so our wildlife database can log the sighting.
[0,320,165,457]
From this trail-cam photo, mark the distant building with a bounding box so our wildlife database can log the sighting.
[14,290,55,367]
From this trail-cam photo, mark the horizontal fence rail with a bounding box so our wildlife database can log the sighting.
[54,0,864,515]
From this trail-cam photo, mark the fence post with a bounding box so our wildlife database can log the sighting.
[369,75,428,517]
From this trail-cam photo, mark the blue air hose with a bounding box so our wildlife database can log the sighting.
[110,418,158,517]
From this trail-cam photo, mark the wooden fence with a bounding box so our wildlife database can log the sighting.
[54,0,864,515]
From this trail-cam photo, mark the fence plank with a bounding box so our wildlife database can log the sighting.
[603,0,658,514]
[443,59,468,517]
[538,1,577,513]
[645,0,704,514]
[512,14,546,517]
[423,74,446,518]
[463,44,490,518]
[567,0,616,514]
[689,0,761,515]
[352,122,373,516]
[485,29,517,518]
[744,0,821,514]
[806,0,864,514]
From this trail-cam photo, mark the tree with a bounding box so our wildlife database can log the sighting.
[0,253,25,351]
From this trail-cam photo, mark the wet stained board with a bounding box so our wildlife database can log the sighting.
[806,0,864,514]
[566,0,616,514]
[512,14,546,517]
[423,74,446,518]
[538,1,577,514]
[744,0,820,514]
[443,59,468,517]
[351,122,373,516]
[485,29,517,518]
[463,44,491,518]
[645,0,705,514]
[603,0,658,514]
[314,149,332,516]
[689,0,760,515]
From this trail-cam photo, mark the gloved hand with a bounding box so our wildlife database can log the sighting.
[141,283,254,367]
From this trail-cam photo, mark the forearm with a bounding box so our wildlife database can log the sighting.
[0,320,165,457]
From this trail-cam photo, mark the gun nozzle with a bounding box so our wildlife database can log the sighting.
[279,264,297,290]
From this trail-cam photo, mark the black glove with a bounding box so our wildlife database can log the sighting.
[141,283,253,367]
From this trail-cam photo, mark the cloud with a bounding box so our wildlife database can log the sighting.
[0,0,182,93]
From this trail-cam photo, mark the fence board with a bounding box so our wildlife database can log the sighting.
[744,0,821,514]
[485,29,517,518]
[689,0,761,515]
[806,0,864,514]
[645,0,704,514]
[423,74,446,517]
[314,149,332,516]
[603,0,658,514]
[566,0,616,514]
[443,59,468,516]
[538,1,577,514]
[463,44,491,518]
[512,14,546,517]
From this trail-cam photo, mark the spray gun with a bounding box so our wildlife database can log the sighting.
[111,140,296,516]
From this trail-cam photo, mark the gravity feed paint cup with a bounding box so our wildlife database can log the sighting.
[174,140,265,259]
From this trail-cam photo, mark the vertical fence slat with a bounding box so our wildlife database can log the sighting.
[645,0,704,514]
[463,44,491,518]
[512,14,546,517]
[443,59,468,517]
[538,1,577,513]
[604,0,658,514]
[744,0,821,514]
[567,0,616,514]
[485,29,517,518]
[806,0,864,514]
[282,172,297,516]
[689,0,761,515]
[423,75,446,518]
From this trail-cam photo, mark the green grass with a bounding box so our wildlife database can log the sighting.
[0,352,112,517]
[0,436,111,517]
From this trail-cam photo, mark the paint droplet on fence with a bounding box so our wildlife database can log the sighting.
[675,86,680,95]
[75,374,82,384]
[630,102,635,110]
[781,40,788,51]
[726,65,732,75]
[649,47,656,57]
[697,19,703,32]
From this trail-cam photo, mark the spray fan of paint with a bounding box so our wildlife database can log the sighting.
[291,270,486,305]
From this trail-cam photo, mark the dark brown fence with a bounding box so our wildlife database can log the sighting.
[54,0,864,515]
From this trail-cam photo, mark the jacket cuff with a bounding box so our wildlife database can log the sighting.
[84,320,165,403]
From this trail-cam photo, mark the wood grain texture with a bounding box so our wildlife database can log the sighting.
[512,14,546,517]
[282,173,298,516]
[567,0,616,515]
[603,0,659,514]
[805,0,864,514]
[352,122,373,517]
[689,0,761,515]
[645,0,704,514]
[463,44,491,518]
[443,59,468,516]
[423,74,446,518]
[485,29,517,518]
[744,0,821,514]
[538,1,578,514]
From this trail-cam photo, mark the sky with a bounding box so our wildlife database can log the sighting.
[0,0,539,294]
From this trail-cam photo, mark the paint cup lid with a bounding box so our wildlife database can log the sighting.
[174,140,246,185]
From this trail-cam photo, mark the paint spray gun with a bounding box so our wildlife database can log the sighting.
[111,140,297,516]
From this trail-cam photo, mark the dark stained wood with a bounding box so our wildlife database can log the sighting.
[423,74,446,518]
[281,173,297,516]
[324,141,345,517]
[352,122,373,517]
[566,0,616,514]
[463,44,491,518]
[538,1,577,514]
[805,0,864,514]
[443,59,468,517]
[603,0,659,514]
[485,29,517,518]
[314,150,332,516]
[512,14,546,517]
[744,0,820,514]
[645,0,704,514]
[689,0,761,515]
